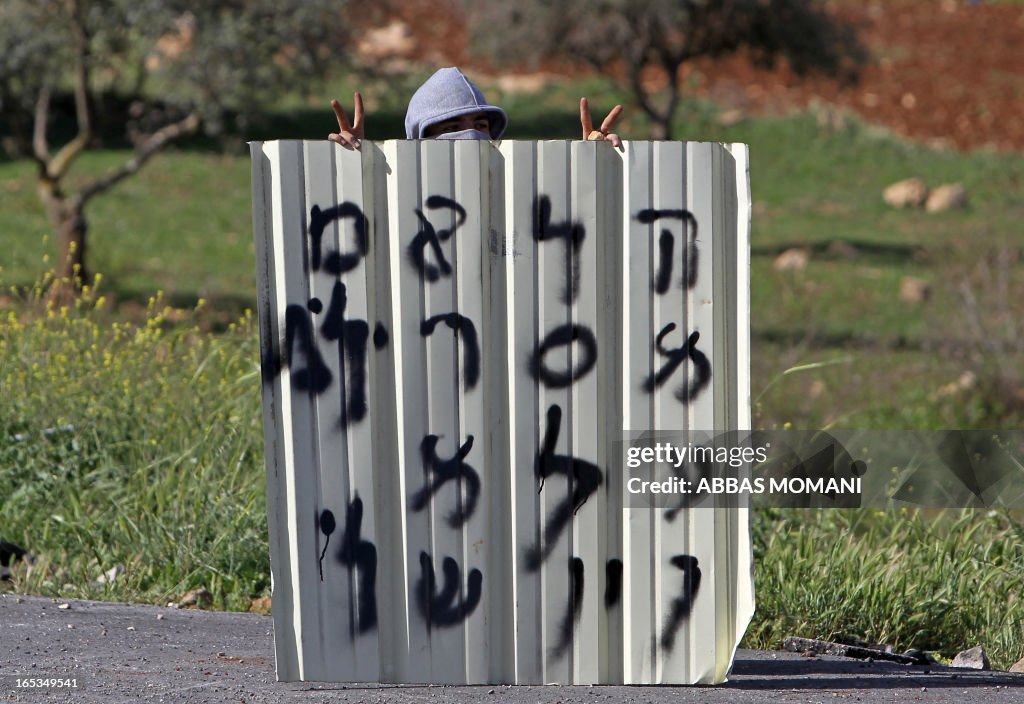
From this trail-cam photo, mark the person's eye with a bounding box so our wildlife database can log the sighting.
[474,119,490,132]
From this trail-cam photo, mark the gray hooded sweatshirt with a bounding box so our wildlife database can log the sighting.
[404,67,508,140]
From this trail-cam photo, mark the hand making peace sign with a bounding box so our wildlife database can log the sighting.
[580,97,624,151]
[328,92,364,150]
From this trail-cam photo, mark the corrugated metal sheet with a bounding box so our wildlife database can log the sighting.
[250,139,752,685]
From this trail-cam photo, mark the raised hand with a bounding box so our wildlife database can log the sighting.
[580,97,624,151]
[329,93,364,150]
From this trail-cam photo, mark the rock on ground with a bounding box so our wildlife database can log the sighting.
[899,276,930,304]
[883,178,929,209]
[926,183,968,213]
[773,248,810,272]
[952,645,990,670]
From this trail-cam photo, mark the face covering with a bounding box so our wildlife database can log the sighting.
[434,129,492,141]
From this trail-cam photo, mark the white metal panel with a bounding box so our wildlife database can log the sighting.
[498,140,544,683]
[250,139,752,686]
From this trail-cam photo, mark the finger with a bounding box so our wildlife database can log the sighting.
[599,104,624,134]
[331,99,351,133]
[606,132,624,151]
[580,97,593,138]
[328,132,361,150]
[352,92,364,136]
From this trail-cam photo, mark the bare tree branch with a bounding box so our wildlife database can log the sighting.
[48,0,92,181]
[32,86,51,172]
[78,111,201,206]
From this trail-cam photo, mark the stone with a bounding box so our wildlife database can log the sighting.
[883,178,929,208]
[926,183,968,213]
[899,276,930,304]
[952,645,990,670]
[773,248,809,272]
[93,564,125,586]
[1009,657,1024,673]
[178,588,214,610]
[933,370,978,400]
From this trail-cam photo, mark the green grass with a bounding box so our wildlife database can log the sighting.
[748,509,1024,669]
[0,152,255,317]
[0,283,266,610]
[2,75,1024,663]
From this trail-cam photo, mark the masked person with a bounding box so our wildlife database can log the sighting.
[329,67,623,150]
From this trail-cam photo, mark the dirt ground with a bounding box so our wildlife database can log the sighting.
[3,594,1023,704]
[688,0,1024,152]
[376,0,1024,152]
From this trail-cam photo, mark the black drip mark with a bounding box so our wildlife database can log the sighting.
[524,405,603,571]
[308,202,368,275]
[416,551,483,630]
[407,196,467,282]
[284,304,332,394]
[318,509,336,581]
[421,313,481,390]
[528,324,598,389]
[654,229,674,295]
[409,435,481,528]
[551,557,585,660]
[319,281,370,427]
[637,208,699,291]
[373,322,389,349]
[660,555,702,653]
[642,326,712,404]
[604,558,623,609]
[335,496,378,636]
[320,281,347,340]
[534,195,586,304]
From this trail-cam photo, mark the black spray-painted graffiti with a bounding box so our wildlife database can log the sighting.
[416,551,483,630]
[604,558,623,609]
[421,313,480,390]
[525,405,603,572]
[637,208,698,293]
[319,496,378,638]
[552,557,585,658]
[308,202,368,275]
[642,327,712,404]
[528,324,599,389]
[660,555,702,652]
[284,302,332,394]
[534,195,586,304]
[320,281,370,426]
[408,196,467,282]
[277,201,378,429]
[410,435,481,528]
[635,206,710,405]
[271,186,716,652]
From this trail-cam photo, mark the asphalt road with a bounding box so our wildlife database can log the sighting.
[2,593,1023,703]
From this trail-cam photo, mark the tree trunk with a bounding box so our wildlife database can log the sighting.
[38,179,88,290]
[650,119,672,141]
[55,202,88,287]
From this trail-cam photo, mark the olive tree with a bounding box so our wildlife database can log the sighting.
[464,0,865,139]
[0,0,350,286]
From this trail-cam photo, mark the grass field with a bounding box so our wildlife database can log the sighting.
[2,79,1024,666]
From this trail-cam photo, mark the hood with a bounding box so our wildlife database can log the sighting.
[404,67,508,140]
